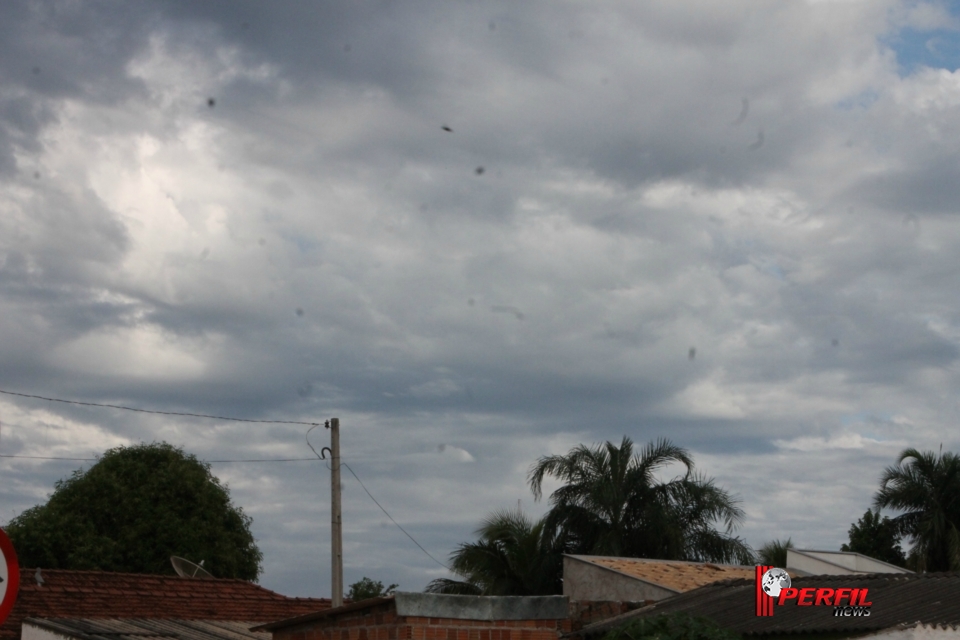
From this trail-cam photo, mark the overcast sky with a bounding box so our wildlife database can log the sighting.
[2,0,960,597]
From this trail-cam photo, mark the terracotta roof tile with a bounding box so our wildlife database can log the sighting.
[1,569,331,640]
[574,556,755,593]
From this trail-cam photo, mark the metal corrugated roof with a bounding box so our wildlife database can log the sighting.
[24,619,269,640]
[570,572,960,637]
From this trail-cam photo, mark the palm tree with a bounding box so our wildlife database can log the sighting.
[528,437,754,564]
[874,447,960,572]
[424,509,563,595]
[757,538,793,568]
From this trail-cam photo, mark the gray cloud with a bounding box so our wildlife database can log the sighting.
[2,0,960,598]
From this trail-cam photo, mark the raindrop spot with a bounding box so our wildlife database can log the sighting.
[747,128,764,151]
[343,43,351,52]
[688,347,696,361]
[489,21,496,31]
[32,66,40,75]
[491,305,524,320]
[475,166,485,175]
[832,338,839,347]
[295,308,304,317]
[442,125,453,132]
[33,172,40,179]
[903,213,920,234]
[468,298,475,307]
[207,98,216,108]
[258,237,266,247]
[731,97,749,126]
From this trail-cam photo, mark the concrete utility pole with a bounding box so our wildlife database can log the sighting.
[329,417,343,608]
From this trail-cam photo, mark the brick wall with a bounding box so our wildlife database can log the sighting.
[567,601,650,632]
[271,601,573,640]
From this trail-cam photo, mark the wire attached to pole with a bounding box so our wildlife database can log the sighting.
[306,425,450,571]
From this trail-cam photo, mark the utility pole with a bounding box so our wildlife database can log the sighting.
[329,417,343,607]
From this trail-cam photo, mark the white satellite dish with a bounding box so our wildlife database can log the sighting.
[170,556,213,578]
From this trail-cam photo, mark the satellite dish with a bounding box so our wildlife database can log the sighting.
[170,556,213,578]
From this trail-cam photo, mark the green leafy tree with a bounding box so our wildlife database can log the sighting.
[874,447,960,572]
[5,442,263,580]
[347,577,398,601]
[425,508,563,595]
[841,510,906,567]
[528,437,754,564]
[757,538,792,567]
[602,613,739,640]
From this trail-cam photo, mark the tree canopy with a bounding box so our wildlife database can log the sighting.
[5,442,263,580]
[529,437,754,564]
[874,447,960,572]
[841,510,906,567]
[757,538,793,568]
[602,613,740,640]
[425,508,563,596]
[347,577,398,601]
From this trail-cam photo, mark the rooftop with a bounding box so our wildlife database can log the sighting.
[572,571,960,637]
[566,555,756,593]
[256,592,572,632]
[1,569,330,640]
[23,618,269,640]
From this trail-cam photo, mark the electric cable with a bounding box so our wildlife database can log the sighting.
[0,388,322,425]
[306,425,450,571]
[0,453,319,462]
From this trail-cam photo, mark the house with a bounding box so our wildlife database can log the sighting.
[1,569,331,640]
[568,571,960,639]
[786,549,912,576]
[562,555,756,603]
[253,592,574,640]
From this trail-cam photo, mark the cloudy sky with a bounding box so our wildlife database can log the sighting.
[2,0,960,597]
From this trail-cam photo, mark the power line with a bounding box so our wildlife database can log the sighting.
[1,388,452,571]
[0,388,322,425]
[342,460,451,571]
[0,454,320,463]
[305,427,450,571]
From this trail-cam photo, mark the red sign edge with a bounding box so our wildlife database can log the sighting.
[0,528,20,626]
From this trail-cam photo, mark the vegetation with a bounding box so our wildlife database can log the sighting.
[347,577,398,601]
[425,508,562,595]
[841,510,906,567]
[529,437,754,564]
[430,437,753,595]
[5,442,263,580]
[757,538,793,568]
[601,613,739,640]
[874,447,960,571]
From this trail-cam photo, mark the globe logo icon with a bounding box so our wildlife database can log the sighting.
[761,568,791,598]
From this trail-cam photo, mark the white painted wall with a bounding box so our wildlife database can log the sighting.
[786,550,912,576]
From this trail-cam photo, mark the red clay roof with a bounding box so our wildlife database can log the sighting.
[1,569,330,640]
